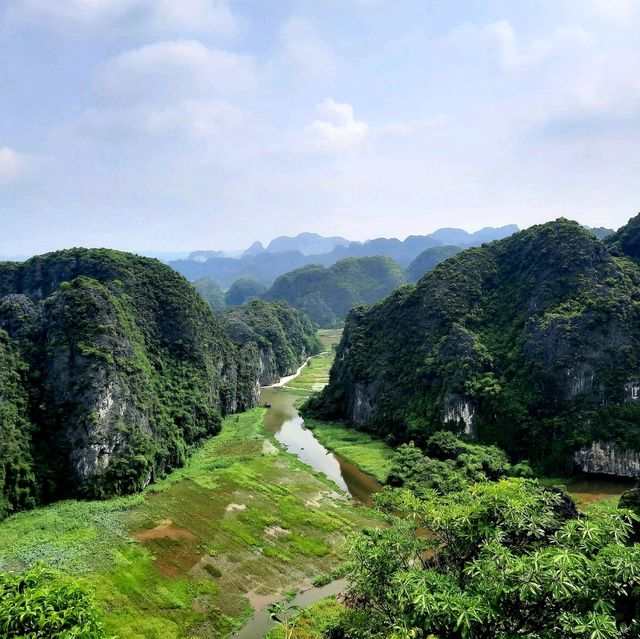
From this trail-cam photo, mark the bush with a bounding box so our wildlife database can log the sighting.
[0,563,108,638]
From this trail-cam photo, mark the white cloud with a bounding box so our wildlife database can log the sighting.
[0,147,27,182]
[382,116,447,137]
[485,21,591,74]
[6,0,239,37]
[96,40,255,103]
[439,20,591,75]
[73,99,246,142]
[590,0,639,22]
[279,18,338,78]
[306,99,369,151]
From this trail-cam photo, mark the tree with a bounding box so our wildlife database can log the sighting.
[334,479,640,639]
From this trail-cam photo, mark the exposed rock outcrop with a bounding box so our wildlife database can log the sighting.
[574,442,640,478]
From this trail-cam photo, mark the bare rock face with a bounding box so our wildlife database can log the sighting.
[350,382,377,424]
[443,393,476,436]
[574,441,640,478]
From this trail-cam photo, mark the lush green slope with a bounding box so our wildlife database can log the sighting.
[406,245,461,282]
[0,331,37,519]
[0,249,311,516]
[224,278,268,306]
[193,276,225,310]
[306,218,640,472]
[222,299,321,385]
[265,256,408,327]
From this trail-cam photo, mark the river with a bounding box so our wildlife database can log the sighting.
[232,376,381,639]
[232,365,631,639]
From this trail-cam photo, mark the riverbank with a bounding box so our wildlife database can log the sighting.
[304,419,394,485]
[0,405,379,638]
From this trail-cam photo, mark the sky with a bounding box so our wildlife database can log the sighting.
[0,0,639,256]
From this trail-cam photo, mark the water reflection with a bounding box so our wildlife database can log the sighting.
[260,387,381,504]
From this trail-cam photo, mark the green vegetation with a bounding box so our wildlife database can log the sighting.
[193,276,226,310]
[406,245,461,282]
[0,329,37,518]
[266,597,344,639]
[307,218,640,473]
[225,278,268,306]
[331,479,640,639]
[0,248,315,516]
[0,409,379,638]
[266,256,408,327]
[223,299,321,384]
[387,431,531,495]
[305,420,394,484]
[0,563,108,638]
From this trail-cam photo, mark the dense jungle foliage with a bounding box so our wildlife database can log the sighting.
[387,431,534,495]
[330,479,640,639]
[0,249,314,518]
[224,277,268,306]
[306,217,640,472]
[265,256,408,327]
[193,276,226,310]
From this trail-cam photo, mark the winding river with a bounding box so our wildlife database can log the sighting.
[232,362,631,639]
[232,371,381,639]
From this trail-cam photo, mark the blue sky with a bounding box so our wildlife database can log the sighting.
[0,0,639,255]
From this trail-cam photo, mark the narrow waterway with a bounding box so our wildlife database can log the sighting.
[232,369,381,639]
[261,386,382,504]
[233,363,631,639]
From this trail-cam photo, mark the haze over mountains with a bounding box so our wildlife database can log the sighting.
[170,225,521,287]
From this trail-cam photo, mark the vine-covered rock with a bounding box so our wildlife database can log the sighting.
[0,249,313,514]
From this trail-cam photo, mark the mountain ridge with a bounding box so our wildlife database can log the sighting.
[305,216,640,475]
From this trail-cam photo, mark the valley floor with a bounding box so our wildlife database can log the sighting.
[0,352,379,639]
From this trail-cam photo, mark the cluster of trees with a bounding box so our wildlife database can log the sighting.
[330,479,640,639]
[387,431,533,496]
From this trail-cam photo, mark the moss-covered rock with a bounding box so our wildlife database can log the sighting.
[0,249,314,513]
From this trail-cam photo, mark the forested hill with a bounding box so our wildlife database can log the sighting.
[222,299,321,385]
[306,216,640,474]
[0,249,316,519]
[265,256,408,327]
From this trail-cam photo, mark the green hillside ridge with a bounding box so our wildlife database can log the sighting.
[265,255,408,327]
[306,216,640,474]
[406,245,462,282]
[222,299,321,385]
[0,249,314,518]
[193,276,225,311]
[224,277,268,306]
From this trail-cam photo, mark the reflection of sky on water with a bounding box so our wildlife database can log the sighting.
[260,387,381,501]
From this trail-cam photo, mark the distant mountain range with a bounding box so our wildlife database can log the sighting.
[170,226,522,288]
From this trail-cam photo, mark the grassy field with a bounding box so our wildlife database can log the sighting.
[283,329,342,397]
[304,420,394,484]
[0,408,379,639]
